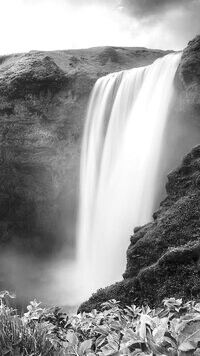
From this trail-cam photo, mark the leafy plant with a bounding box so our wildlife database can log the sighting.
[1,291,200,355]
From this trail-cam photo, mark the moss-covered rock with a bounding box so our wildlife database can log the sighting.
[78,145,200,313]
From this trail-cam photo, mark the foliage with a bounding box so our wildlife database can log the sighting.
[1,292,200,355]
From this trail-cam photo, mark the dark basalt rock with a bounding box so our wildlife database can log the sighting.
[78,145,200,313]
[175,35,200,111]
[176,35,200,86]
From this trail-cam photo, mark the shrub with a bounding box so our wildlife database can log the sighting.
[1,291,200,355]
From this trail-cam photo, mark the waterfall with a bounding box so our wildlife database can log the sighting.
[76,53,181,299]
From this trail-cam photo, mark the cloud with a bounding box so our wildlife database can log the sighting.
[122,0,198,18]
[0,0,136,54]
[0,0,199,55]
[121,0,200,49]
[65,0,200,49]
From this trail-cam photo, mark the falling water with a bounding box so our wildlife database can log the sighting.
[77,53,181,299]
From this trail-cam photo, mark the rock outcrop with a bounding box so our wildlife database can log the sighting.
[175,35,200,108]
[0,47,168,260]
[79,145,200,313]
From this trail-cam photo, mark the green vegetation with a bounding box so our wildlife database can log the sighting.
[0,291,200,355]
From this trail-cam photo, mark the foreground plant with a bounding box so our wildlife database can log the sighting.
[0,291,200,355]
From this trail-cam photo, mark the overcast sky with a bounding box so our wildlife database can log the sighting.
[0,0,200,55]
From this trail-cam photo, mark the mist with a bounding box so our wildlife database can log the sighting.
[0,247,81,310]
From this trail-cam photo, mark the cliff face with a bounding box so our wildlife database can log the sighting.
[79,37,200,312]
[0,47,168,259]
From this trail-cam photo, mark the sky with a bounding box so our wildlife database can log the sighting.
[0,0,200,55]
